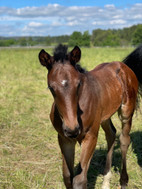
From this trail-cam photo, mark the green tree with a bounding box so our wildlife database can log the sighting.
[91,25,141,47]
[27,37,35,46]
[92,29,110,46]
[82,31,90,47]
[0,39,15,47]
[69,31,90,47]
[0,40,6,47]
[102,32,120,47]
[68,31,82,46]
[132,24,142,46]
[46,36,51,46]
[19,37,27,46]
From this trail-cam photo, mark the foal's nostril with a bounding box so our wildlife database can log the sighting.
[63,125,81,138]
[64,129,68,134]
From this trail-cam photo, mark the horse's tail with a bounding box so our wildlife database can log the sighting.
[123,44,142,97]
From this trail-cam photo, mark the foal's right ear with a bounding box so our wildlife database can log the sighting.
[38,49,52,70]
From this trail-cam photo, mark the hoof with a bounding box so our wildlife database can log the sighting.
[121,185,126,189]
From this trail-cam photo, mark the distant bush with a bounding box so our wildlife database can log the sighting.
[68,31,90,47]
[0,39,15,47]
[92,24,142,47]
[92,29,121,47]
[132,24,142,46]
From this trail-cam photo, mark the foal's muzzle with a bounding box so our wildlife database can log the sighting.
[63,124,81,138]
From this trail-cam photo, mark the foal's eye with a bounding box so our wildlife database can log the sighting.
[48,86,56,97]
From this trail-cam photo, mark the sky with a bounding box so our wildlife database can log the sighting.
[0,0,142,37]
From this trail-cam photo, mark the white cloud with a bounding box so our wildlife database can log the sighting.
[104,4,115,8]
[133,14,142,19]
[110,19,126,25]
[67,20,79,26]
[51,21,62,26]
[0,3,142,36]
[28,22,43,27]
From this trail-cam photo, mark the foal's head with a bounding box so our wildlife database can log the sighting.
[39,44,83,138]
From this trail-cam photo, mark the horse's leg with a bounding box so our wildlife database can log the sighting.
[101,119,116,189]
[73,124,100,189]
[119,103,134,189]
[58,134,76,189]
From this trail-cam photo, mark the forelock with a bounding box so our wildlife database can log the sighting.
[53,44,68,62]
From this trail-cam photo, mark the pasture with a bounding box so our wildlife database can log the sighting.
[0,47,142,189]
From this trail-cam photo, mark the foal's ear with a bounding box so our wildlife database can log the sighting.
[69,46,81,65]
[38,49,52,70]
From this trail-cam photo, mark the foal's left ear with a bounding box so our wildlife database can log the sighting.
[69,46,81,65]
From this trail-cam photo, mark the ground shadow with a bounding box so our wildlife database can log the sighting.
[130,131,142,167]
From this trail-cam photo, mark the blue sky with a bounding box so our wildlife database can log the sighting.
[1,0,142,8]
[0,0,142,36]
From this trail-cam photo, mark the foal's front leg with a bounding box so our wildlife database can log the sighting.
[73,128,99,189]
[58,134,76,189]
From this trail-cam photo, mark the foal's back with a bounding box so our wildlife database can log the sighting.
[89,61,138,122]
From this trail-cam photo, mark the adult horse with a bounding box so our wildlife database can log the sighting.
[39,44,142,189]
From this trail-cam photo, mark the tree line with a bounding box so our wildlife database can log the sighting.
[0,24,142,47]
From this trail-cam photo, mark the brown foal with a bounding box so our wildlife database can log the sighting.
[39,44,142,189]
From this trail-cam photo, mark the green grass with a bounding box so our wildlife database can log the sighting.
[0,47,142,189]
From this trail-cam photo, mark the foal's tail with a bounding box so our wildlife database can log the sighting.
[123,44,142,96]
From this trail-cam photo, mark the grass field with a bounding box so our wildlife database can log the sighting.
[0,47,142,189]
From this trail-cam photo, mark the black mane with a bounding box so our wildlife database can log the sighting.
[53,44,87,73]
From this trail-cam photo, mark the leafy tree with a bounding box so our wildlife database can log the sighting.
[69,31,90,47]
[91,25,141,47]
[92,29,110,46]
[6,39,15,46]
[46,36,51,46]
[102,32,120,46]
[132,24,142,46]
[19,37,27,46]
[0,39,15,46]
[27,37,35,46]
[82,31,90,47]
[0,40,6,47]
[68,31,82,46]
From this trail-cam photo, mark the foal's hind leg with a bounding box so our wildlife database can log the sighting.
[119,103,135,189]
[101,119,116,189]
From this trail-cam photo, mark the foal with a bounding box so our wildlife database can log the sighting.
[39,44,142,189]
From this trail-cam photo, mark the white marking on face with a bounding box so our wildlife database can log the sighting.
[61,80,68,86]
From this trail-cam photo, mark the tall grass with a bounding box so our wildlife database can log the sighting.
[0,47,142,189]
